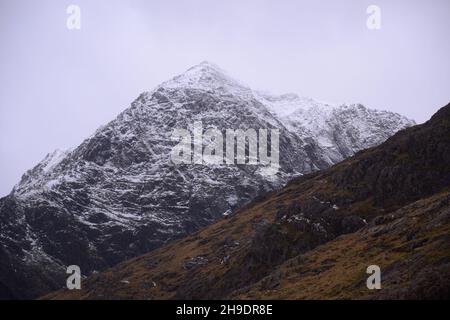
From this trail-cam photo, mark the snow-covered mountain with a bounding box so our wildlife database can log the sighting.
[0,61,414,299]
[255,91,413,165]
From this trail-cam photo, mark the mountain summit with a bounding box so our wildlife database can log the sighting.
[161,61,250,95]
[0,63,414,299]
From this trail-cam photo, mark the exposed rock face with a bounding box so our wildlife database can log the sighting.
[0,62,414,299]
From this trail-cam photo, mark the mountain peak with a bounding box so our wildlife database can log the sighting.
[189,60,224,72]
[159,61,250,95]
[182,61,230,80]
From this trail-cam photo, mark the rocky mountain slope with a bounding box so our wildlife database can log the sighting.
[0,62,414,299]
[45,103,450,300]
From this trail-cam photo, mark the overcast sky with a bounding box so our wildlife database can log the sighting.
[1,0,449,196]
